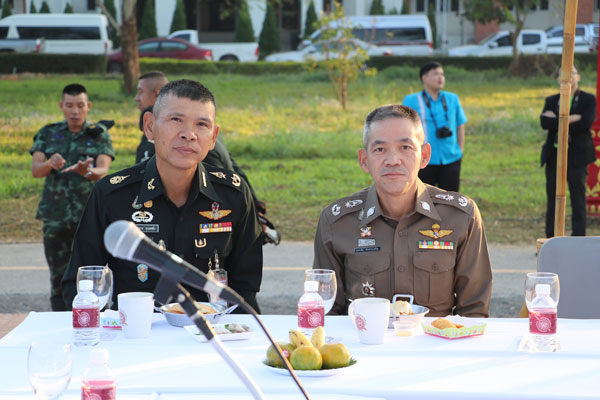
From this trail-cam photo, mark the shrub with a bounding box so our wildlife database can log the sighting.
[2,0,12,18]
[29,1,37,13]
[139,0,157,40]
[39,1,50,13]
[258,1,280,59]
[235,0,255,42]
[170,0,186,34]
[303,1,318,39]
[104,0,120,49]
[64,2,73,13]
[369,0,385,15]
[0,54,107,74]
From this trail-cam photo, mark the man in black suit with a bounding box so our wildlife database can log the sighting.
[540,66,597,237]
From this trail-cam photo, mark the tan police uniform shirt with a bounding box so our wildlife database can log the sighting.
[313,179,492,317]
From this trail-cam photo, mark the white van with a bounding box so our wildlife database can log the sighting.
[300,15,433,56]
[0,14,112,54]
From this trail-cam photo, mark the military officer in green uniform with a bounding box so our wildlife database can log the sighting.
[30,83,115,311]
[313,105,492,317]
[62,80,263,311]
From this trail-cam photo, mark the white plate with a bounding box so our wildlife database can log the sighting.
[261,359,357,377]
[184,323,254,342]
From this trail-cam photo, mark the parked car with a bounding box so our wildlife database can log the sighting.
[546,24,596,54]
[107,37,212,73]
[0,37,45,53]
[447,29,547,57]
[168,29,258,62]
[265,38,392,62]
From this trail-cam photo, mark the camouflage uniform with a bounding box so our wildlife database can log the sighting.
[30,120,115,311]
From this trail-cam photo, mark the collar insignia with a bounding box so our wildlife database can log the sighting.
[366,206,375,218]
[210,171,227,179]
[458,196,468,207]
[147,178,156,191]
[231,174,241,187]
[419,223,452,239]
[199,202,232,220]
[332,203,341,216]
[421,201,431,211]
[435,194,454,201]
[132,195,142,210]
[110,175,129,185]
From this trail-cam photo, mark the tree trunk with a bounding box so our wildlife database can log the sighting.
[121,0,140,94]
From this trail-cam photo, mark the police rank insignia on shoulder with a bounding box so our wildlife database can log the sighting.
[199,202,232,220]
[419,223,452,239]
[110,175,129,185]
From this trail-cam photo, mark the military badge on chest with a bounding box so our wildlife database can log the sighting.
[362,281,375,296]
[418,224,454,250]
[199,202,232,220]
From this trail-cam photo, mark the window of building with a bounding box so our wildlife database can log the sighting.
[87,0,95,10]
[540,0,549,10]
[451,0,459,12]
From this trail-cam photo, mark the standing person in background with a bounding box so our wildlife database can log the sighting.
[540,66,596,237]
[134,71,168,164]
[30,83,115,311]
[403,62,467,192]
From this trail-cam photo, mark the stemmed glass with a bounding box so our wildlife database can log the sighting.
[27,342,72,399]
[77,266,113,310]
[525,272,560,310]
[304,269,337,314]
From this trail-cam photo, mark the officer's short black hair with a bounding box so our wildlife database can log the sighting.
[419,61,443,81]
[62,84,87,98]
[363,104,424,148]
[139,71,167,81]
[153,79,216,117]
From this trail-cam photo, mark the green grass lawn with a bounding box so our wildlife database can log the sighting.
[2,68,599,243]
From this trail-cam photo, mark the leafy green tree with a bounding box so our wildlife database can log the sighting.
[64,2,73,13]
[39,1,50,13]
[139,0,157,40]
[401,0,409,14]
[104,0,120,49]
[427,0,436,48]
[170,0,186,33]
[30,1,37,13]
[1,0,12,18]
[464,0,539,70]
[234,0,255,42]
[303,0,318,39]
[369,0,384,15]
[258,1,280,59]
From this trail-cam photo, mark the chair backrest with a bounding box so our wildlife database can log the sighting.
[538,236,600,319]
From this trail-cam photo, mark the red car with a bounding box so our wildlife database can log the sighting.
[107,37,213,73]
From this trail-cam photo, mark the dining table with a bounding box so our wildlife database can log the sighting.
[0,311,598,399]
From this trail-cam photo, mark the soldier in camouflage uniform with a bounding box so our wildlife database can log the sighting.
[30,84,115,311]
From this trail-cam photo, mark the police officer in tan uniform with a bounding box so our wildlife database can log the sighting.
[313,104,492,317]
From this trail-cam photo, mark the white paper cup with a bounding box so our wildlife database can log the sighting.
[118,292,154,339]
[348,297,390,345]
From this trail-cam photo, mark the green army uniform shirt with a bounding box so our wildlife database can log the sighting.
[313,179,492,317]
[30,120,115,225]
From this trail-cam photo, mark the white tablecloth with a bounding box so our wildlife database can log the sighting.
[0,312,598,399]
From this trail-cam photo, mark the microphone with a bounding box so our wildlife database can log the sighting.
[103,220,242,305]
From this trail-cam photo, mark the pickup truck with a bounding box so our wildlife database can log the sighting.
[448,30,547,57]
[545,24,597,54]
[168,30,258,62]
[0,37,46,53]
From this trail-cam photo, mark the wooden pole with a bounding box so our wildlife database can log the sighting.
[554,0,578,237]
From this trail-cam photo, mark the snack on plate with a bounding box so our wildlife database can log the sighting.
[431,318,464,329]
[167,302,217,315]
[390,300,413,316]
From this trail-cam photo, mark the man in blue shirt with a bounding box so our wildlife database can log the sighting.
[403,62,467,191]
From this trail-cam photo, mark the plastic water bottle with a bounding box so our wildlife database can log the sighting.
[297,280,324,334]
[72,279,100,347]
[208,250,228,308]
[81,348,116,400]
[529,283,558,352]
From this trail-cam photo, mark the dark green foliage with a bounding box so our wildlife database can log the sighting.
[369,0,384,15]
[30,1,37,13]
[170,0,186,34]
[401,0,409,14]
[258,1,280,59]
[0,54,107,74]
[138,58,307,75]
[63,2,73,13]
[427,0,436,48]
[234,0,255,42]
[2,0,12,18]
[39,1,50,13]
[139,0,158,40]
[104,0,120,49]
[303,0,318,39]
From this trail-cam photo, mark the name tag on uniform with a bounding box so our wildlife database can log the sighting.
[354,246,380,253]
[136,224,159,233]
[418,240,454,250]
[358,238,376,247]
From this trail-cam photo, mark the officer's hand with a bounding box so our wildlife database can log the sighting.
[255,200,267,215]
[61,157,94,176]
[47,153,66,170]
[542,110,557,118]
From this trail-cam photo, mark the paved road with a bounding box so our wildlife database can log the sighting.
[0,242,536,317]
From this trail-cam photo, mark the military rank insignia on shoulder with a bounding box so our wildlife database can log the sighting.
[431,189,474,215]
[204,166,243,191]
[327,194,366,221]
[99,164,144,193]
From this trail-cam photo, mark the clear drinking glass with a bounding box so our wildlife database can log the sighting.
[525,272,560,310]
[304,269,337,314]
[77,266,113,310]
[27,342,72,399]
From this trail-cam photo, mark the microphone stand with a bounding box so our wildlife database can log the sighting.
[153,276,266,400]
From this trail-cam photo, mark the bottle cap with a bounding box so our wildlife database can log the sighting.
[535,284,551,296]
[78,280,94,292]
[90,348,109,364]
[304,280,319,292]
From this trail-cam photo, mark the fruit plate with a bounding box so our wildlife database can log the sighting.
[421,316,487,340]
[261,358,357,377]
[184,323,254,342]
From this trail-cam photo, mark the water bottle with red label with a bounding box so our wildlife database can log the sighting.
[81,349,116,400]
[529,283,558,352]
[72,279,100,347]
[297,280,324,334]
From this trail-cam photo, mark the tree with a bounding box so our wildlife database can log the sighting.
[234,0,255,42]
[30,1,37,13]
[318,2,371,110]
[401,0,409,14]
[104,0,120,49]
[170,0,186,34]
[138,0,157,40]
[427,0,436,48]
[1,0,12,18]
[121,0,140,93]
[64,2,73,13]
[303,0,318,39]
[258,1,280,59]
[464,0,539,72]
[39,1,51,13]
[369,0,384,15]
